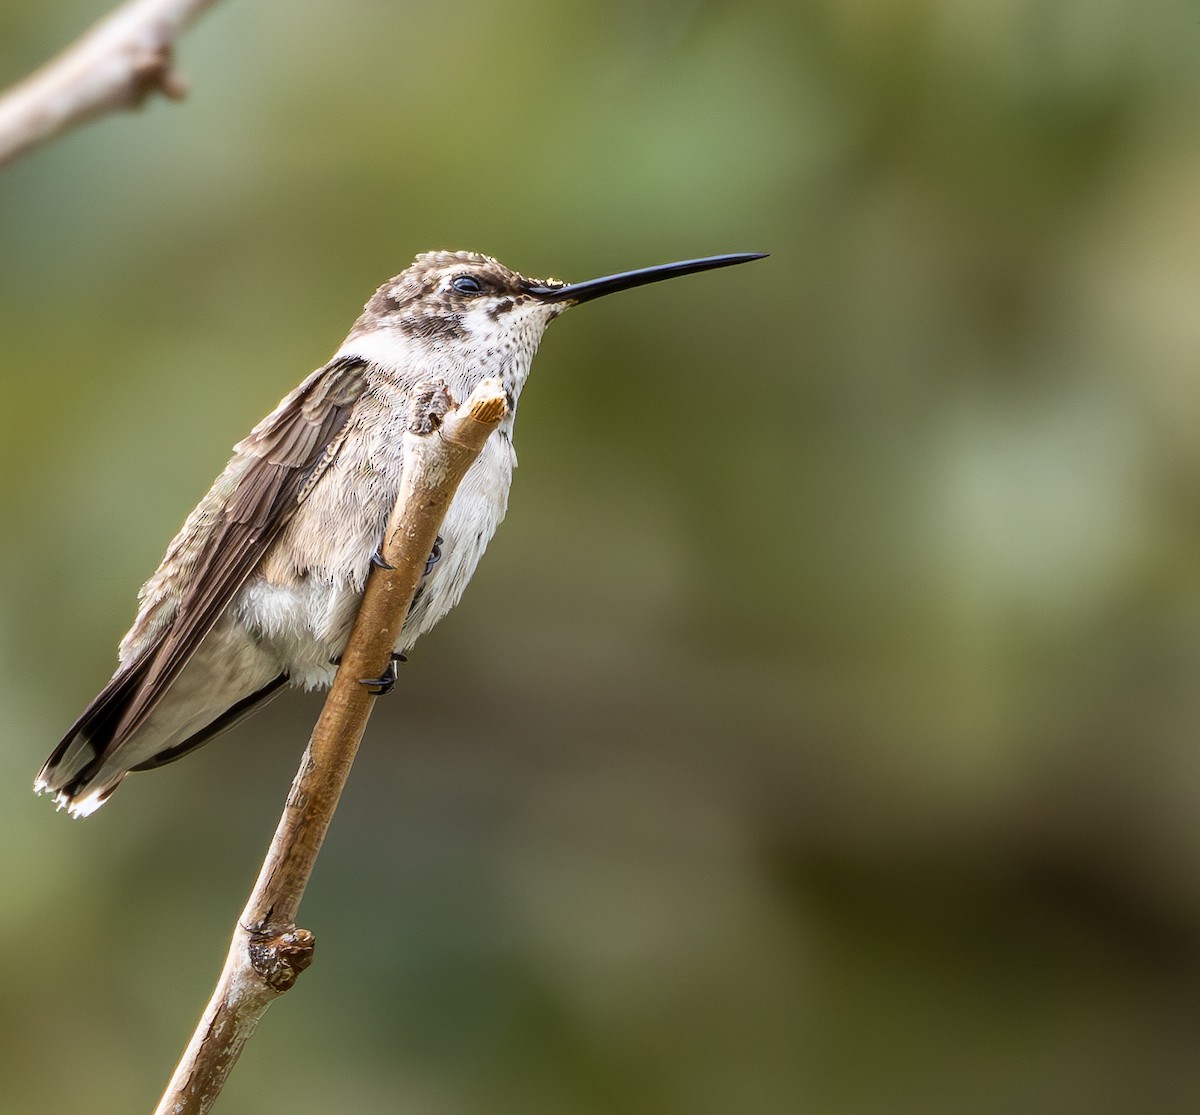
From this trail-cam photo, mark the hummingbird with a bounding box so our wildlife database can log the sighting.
[35,250,766,817]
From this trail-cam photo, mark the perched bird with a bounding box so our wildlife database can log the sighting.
[36,250,765,817]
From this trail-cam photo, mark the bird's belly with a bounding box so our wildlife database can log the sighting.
[236,575,359,689]
[400,436,513,647]
[238,432,515,683]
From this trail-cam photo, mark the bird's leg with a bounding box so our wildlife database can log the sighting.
[370,550,395,571]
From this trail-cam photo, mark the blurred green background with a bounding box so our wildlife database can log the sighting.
[3,1,1200,1112]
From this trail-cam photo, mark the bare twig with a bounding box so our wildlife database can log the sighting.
[0,0,222,170]
[153,378,509,1115]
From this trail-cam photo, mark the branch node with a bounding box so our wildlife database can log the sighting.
[407,380,453,436]
[247,928,315,992]
[130,43,182,105]
[0,0,219,170]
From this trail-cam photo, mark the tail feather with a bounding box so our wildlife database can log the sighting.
[129,674,286,771]
[35,659,154,815]
[36,664,288,818]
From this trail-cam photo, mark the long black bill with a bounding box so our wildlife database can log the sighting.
[525,252,768,304]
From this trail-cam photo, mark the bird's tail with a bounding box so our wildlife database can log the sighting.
[34,662,150,817]
[34,758,124,818]
[36,665,288,818]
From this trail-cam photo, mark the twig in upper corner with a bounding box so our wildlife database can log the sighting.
[0,0,222,170]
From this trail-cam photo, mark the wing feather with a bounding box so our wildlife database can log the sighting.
[55,355,371,774]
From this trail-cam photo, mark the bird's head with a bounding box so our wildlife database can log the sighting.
[346,249,766,400]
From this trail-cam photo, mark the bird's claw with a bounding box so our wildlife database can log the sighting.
[357,652,407,695]
[423,535,443,578]
[359,661,396,695]
[370,535,440,577]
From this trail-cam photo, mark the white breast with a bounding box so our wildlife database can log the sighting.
[236,403,516,689]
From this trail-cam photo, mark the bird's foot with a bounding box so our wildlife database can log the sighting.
[358,652,408,695]
[370,533,440,575]
[424,535,443,578]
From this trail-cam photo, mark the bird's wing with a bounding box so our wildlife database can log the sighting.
[46,355,371,775]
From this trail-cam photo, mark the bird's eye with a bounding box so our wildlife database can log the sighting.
[451,274,485,295]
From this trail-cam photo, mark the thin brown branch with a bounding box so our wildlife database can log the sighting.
[153,378,509,1115]
[0,0,222,170]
